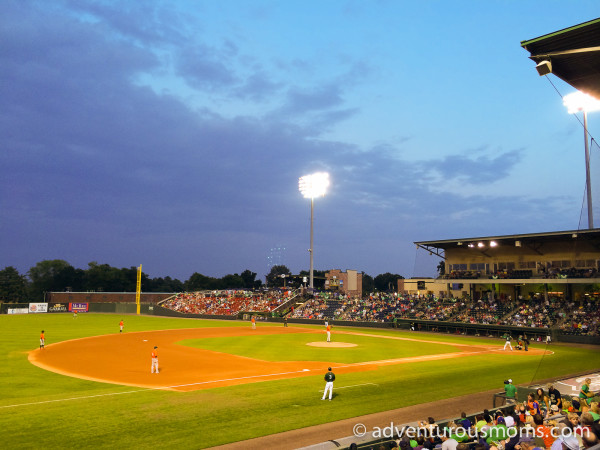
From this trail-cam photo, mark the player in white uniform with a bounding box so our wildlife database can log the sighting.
[322,367,335,401]
[503,335,513,351]
[151,346,159,373]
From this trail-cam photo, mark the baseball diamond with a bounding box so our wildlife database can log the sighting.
[29,326,550,392]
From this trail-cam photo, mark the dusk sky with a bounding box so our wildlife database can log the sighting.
[1,1,599,283]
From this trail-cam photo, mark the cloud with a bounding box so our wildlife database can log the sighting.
[63,0,190,46]
[423,148,523,185]
[176,43,239,90]
[233,72,283,101]
[0,1,585,282]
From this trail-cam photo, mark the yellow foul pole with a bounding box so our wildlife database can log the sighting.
[136,264,142,315]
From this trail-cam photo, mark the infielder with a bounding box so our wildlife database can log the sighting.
[326,324,331,342]
[503,334,513,351]
[119,319,124,333]
[322,367,335,401]
[151,346,159,373]
[40,330,45,349]
[251,316,256,329]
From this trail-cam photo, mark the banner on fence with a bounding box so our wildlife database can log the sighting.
[69,302,89,313]
[8,308,29,315]
[49,304,68,313]
[29,303,48,313]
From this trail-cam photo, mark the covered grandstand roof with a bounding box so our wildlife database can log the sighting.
[414,228,600,252]
[521,18,600,99]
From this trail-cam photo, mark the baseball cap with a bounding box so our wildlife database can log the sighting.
[558,436,579,450]
[508,379,512,383]
[154,346,158,349]
[328,367,331,371]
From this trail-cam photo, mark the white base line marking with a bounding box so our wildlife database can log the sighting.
[0,389,154,409]
[318,382,378,392]
[166,369,316,388]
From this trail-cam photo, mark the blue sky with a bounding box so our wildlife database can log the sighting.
[1,0,599,283]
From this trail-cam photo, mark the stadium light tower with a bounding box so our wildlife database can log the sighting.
[563,91,600,229]
[298,172,330,290]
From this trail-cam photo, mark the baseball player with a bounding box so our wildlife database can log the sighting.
[119,320,124,333]
[322,367,335,401]
[40,330,45,349]
[326,324,331,342]
[251,316,256,329]
[503,334,513,351]
[151,346,159,373]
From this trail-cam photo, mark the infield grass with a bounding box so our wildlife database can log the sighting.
[1,313,598,449]
[178,331,463,363]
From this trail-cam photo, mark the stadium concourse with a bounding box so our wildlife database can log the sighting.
[160,289,600,337]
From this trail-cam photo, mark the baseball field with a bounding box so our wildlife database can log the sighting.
[2,313,599,449]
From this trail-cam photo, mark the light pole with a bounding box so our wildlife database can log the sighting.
[298,172,330,290]
[563,91,600,229]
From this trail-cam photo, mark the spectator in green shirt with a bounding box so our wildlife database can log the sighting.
[504,379,518,403]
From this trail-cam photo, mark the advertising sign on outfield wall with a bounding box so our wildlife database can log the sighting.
[49,304,68,313]
[69,302,89,313]
[8,308,29,314]
[29,303,48,313]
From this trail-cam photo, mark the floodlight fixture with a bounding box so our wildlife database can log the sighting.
[490,241,498,247]
[477,242,485,248]
[299,172,330,199]
[563,91,600,114]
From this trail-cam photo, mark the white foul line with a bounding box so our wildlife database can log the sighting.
[1,368,319,408]
[0,388,154,409]
[166,368,314,388]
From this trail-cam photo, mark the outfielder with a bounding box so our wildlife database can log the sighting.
[40,330,45,349]
[119,319,124,333]
[151,346,159,373]
[322,367,335,401]
[251,316,256,329]
[326,324,331,342]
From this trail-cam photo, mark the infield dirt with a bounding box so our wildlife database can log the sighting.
[29,326,548,392]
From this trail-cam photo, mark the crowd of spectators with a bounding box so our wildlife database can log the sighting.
[454,298,511,325]
[291,293,464,323]
[560,301,600,336]
[161,288,600,335]
[357,385,600,450]
[509,298,560,328]
[161,289,292,315]
[289,292,600,333]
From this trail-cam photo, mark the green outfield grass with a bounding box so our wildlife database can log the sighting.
[1,313,598,449]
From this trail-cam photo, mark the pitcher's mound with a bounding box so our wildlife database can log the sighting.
[306,342,357,348]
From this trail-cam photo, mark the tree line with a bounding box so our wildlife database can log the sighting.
[0,260,404,302]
